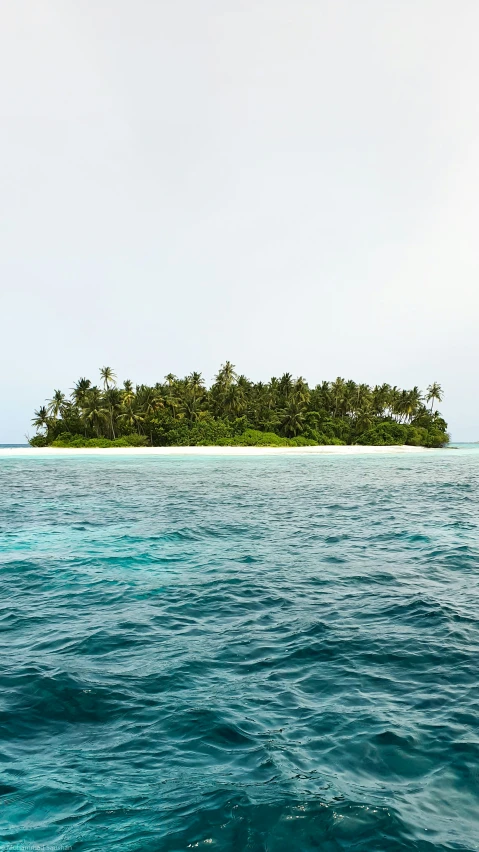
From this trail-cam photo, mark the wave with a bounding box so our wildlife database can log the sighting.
[0,453,478,849]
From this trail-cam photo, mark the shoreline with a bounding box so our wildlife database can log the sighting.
[0,445,433,457]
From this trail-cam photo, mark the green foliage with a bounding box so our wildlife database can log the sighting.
[29,434,48,447]
[356,422,449,447]
[50,433,148,448]
[30,365,448,448]
[355,423,410,445]
[151,414,234,446]
[305,430,346,445]
[423,430,450,448]
[223,429,315,447]
[405,426,429,447]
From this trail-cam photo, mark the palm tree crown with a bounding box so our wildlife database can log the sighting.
[100,366,116,391]
[426,382,444,411]
[47,390,66,419]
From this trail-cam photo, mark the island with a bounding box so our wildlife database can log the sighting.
[29,364,448,448]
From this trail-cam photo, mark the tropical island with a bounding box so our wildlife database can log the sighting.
[29,364,449,448]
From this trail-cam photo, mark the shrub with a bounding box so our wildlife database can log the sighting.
[232,430,290,446]
[150,414,234,446]
[424,430,449,448]
[114,434,149,447]
[29,434,48,447]
[50,435,149,448]
[355,423,410,445]
[406,426,429,446]
[303,428,345,445]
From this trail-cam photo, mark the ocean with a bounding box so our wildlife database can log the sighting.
[0,449,478,850]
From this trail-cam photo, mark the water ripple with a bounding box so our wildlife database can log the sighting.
[0,453,478,850]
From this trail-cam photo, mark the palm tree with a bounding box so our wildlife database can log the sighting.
[396,387,422,423]
[311,381,331,414]
[356,383,371,410]
[184,373,206,411]
[32,406,49,433]
[121,380,135,408]
[119,400,144,434]
[426,382,444,412]
[161,376,179,419]
[103,387,122,439]
[188,371,205,392]
[182,393,204,423]
[281,398,305,437]
[224,383,245,419]
[47,389,66,419]
[371,383,390,417]
[72,378,91,408]
[135,386,163,442]
[293,377,310,406]
[269,376,280,395]
[278,373,293,403]
[345,380,358,415]
[83,388,108,437]
[136,386,162,418]
[390,386,403,421]
[402,387,422,422]
[100,366,116,391]
[181,374,205,419]
[354,403,374,431]
[215,361,237,390]
[237,374,252,396]
[331,377,346,418]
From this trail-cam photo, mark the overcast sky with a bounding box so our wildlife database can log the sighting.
[1,0,477,441]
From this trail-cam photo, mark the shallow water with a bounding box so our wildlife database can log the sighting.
[0,451,478,850]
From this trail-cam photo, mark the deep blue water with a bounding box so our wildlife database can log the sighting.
[0,451,478,851]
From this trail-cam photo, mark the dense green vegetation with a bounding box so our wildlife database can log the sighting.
[30,365,448,447]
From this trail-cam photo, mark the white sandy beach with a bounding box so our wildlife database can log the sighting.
[0,445,431,457]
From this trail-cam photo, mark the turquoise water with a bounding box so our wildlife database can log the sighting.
[0,451,478,851]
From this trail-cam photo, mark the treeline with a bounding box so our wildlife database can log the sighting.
[30,364,449,447]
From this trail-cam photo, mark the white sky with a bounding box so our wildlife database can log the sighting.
[1,0,478,441]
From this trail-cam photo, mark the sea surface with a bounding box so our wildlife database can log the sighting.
[0,449,478,851]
